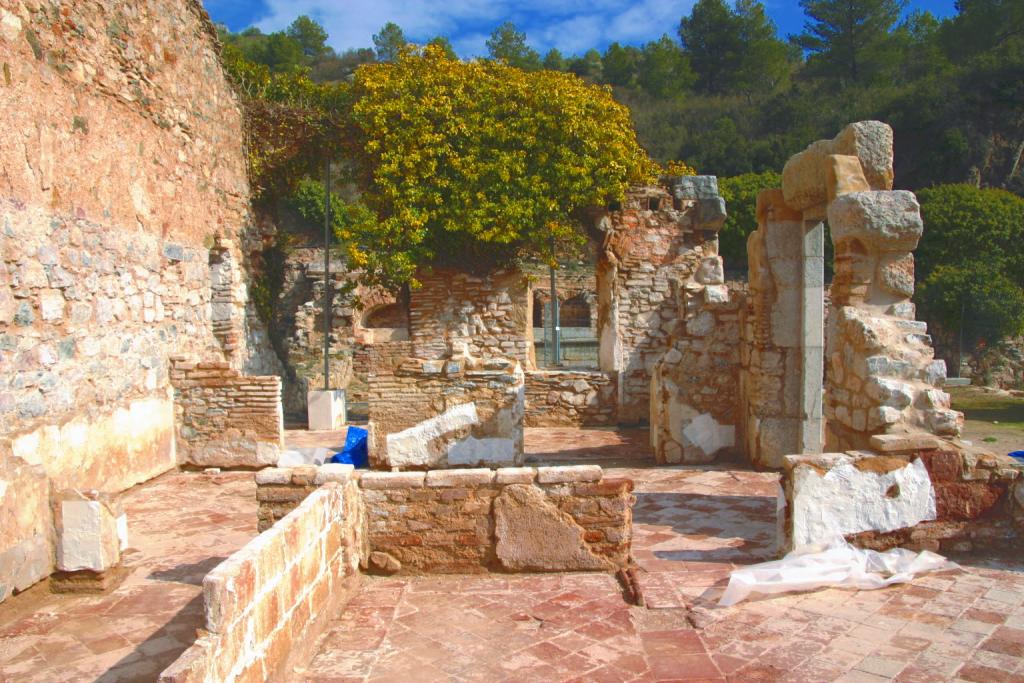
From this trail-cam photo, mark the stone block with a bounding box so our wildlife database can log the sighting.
[786,454,936,549]
[826,154,871,203]
[494,485,613,571]
[359,472,426,489]
[56,490,122,573]
[828,191,923,252]
[307,389,346,431]
[537,465,602,484]
[833,121,894,191]
[495,467,537,484]
[425,468,495,487]
[869,433,942,453]
[315,463,354,485]
[255,468,291,485]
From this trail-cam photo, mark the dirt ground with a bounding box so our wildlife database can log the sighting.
[948,385,1024,455]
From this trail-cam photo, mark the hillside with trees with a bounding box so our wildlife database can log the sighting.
[215,0,1024,357]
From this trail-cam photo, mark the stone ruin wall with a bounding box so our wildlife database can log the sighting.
[0,0,271,600]
[409,267,534,367]
[367,356,525,470]
[523,370,617,427]
[596,183,723,425]
[267,248,410,416]
[359,466,632,575]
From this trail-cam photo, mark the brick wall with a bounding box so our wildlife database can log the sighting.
[524,370,617,427]
[409,268,533,366]
[170,357,283,468]
[367,357,525,470]
[160,468,364,683]
[360,466,633,574]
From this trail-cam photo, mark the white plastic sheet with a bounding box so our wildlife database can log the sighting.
[718,539,958,607]
[277,447,333,468]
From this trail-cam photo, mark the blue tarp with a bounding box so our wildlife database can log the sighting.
[1009,450,1024,462]
[330,426,368,468]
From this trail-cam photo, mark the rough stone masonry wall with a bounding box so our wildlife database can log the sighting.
[160,470,365,683]
[170,357,283,468]
[0,0,265,601]
[524,370,617,427]
[825,188,961,450]
[360,466,633,574]
[409,268,534,367]
[367,357,525,470]
[651,278,743,464]
[596,182,725,424]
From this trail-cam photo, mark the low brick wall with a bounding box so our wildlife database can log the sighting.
[170,356,284,468]
[361,466,633,574]
[524,370,617,427]
[160,467,364,683]
[783,434,1024,553]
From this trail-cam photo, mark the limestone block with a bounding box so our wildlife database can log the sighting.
[785,454,936,548]
[494,485,612,571]
[697,196,728,231]
[385,403,479,468]
[833,121,894,191]
[307,389,346,431]
[826,154,871,203]
[782,122,894,213]
[495,467,537,484]
[878,253,916,298]
[827,191,923,252]
[869,433,942,453]
[782,139,833,212]
[448,436,519,466]
[424,468,495,487]
[536,465,602,484]
[57,490,122,572]
[669,175,720,200]
[756,188,803,225]
[695,256,725,285]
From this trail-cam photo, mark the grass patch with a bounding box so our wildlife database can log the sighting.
[948,387,1024,427]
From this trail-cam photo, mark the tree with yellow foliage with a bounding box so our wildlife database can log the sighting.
[342,46,657,289]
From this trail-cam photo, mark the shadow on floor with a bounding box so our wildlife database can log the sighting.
[148,556,227,586]
[96,593,203,683]
[633,491,778,564]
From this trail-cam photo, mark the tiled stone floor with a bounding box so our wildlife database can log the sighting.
[0,470,257,682]
[302,428,1024,682]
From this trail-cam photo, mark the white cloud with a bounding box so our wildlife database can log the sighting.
[253,0,697,57]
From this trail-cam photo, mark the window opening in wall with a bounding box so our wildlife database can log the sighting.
[648,197,661,211]
[529,245,600,370]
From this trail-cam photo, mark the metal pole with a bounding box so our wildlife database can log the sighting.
[323,158,331,391]
[549,236,561,366]
[957,299,964,379]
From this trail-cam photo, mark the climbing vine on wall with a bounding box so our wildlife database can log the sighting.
[220,43,349,198]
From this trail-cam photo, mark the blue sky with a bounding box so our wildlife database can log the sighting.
[202,0,958,58]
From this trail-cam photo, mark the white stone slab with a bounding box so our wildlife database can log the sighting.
[790,456,936,548]
[307,389,346,431]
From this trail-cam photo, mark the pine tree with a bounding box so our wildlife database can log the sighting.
[795,0,907,84]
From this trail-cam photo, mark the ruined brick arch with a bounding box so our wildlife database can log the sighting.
[532,289,597,329]
[357,299,410,344]
[363,302,408,329]
[560,293,593,328]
